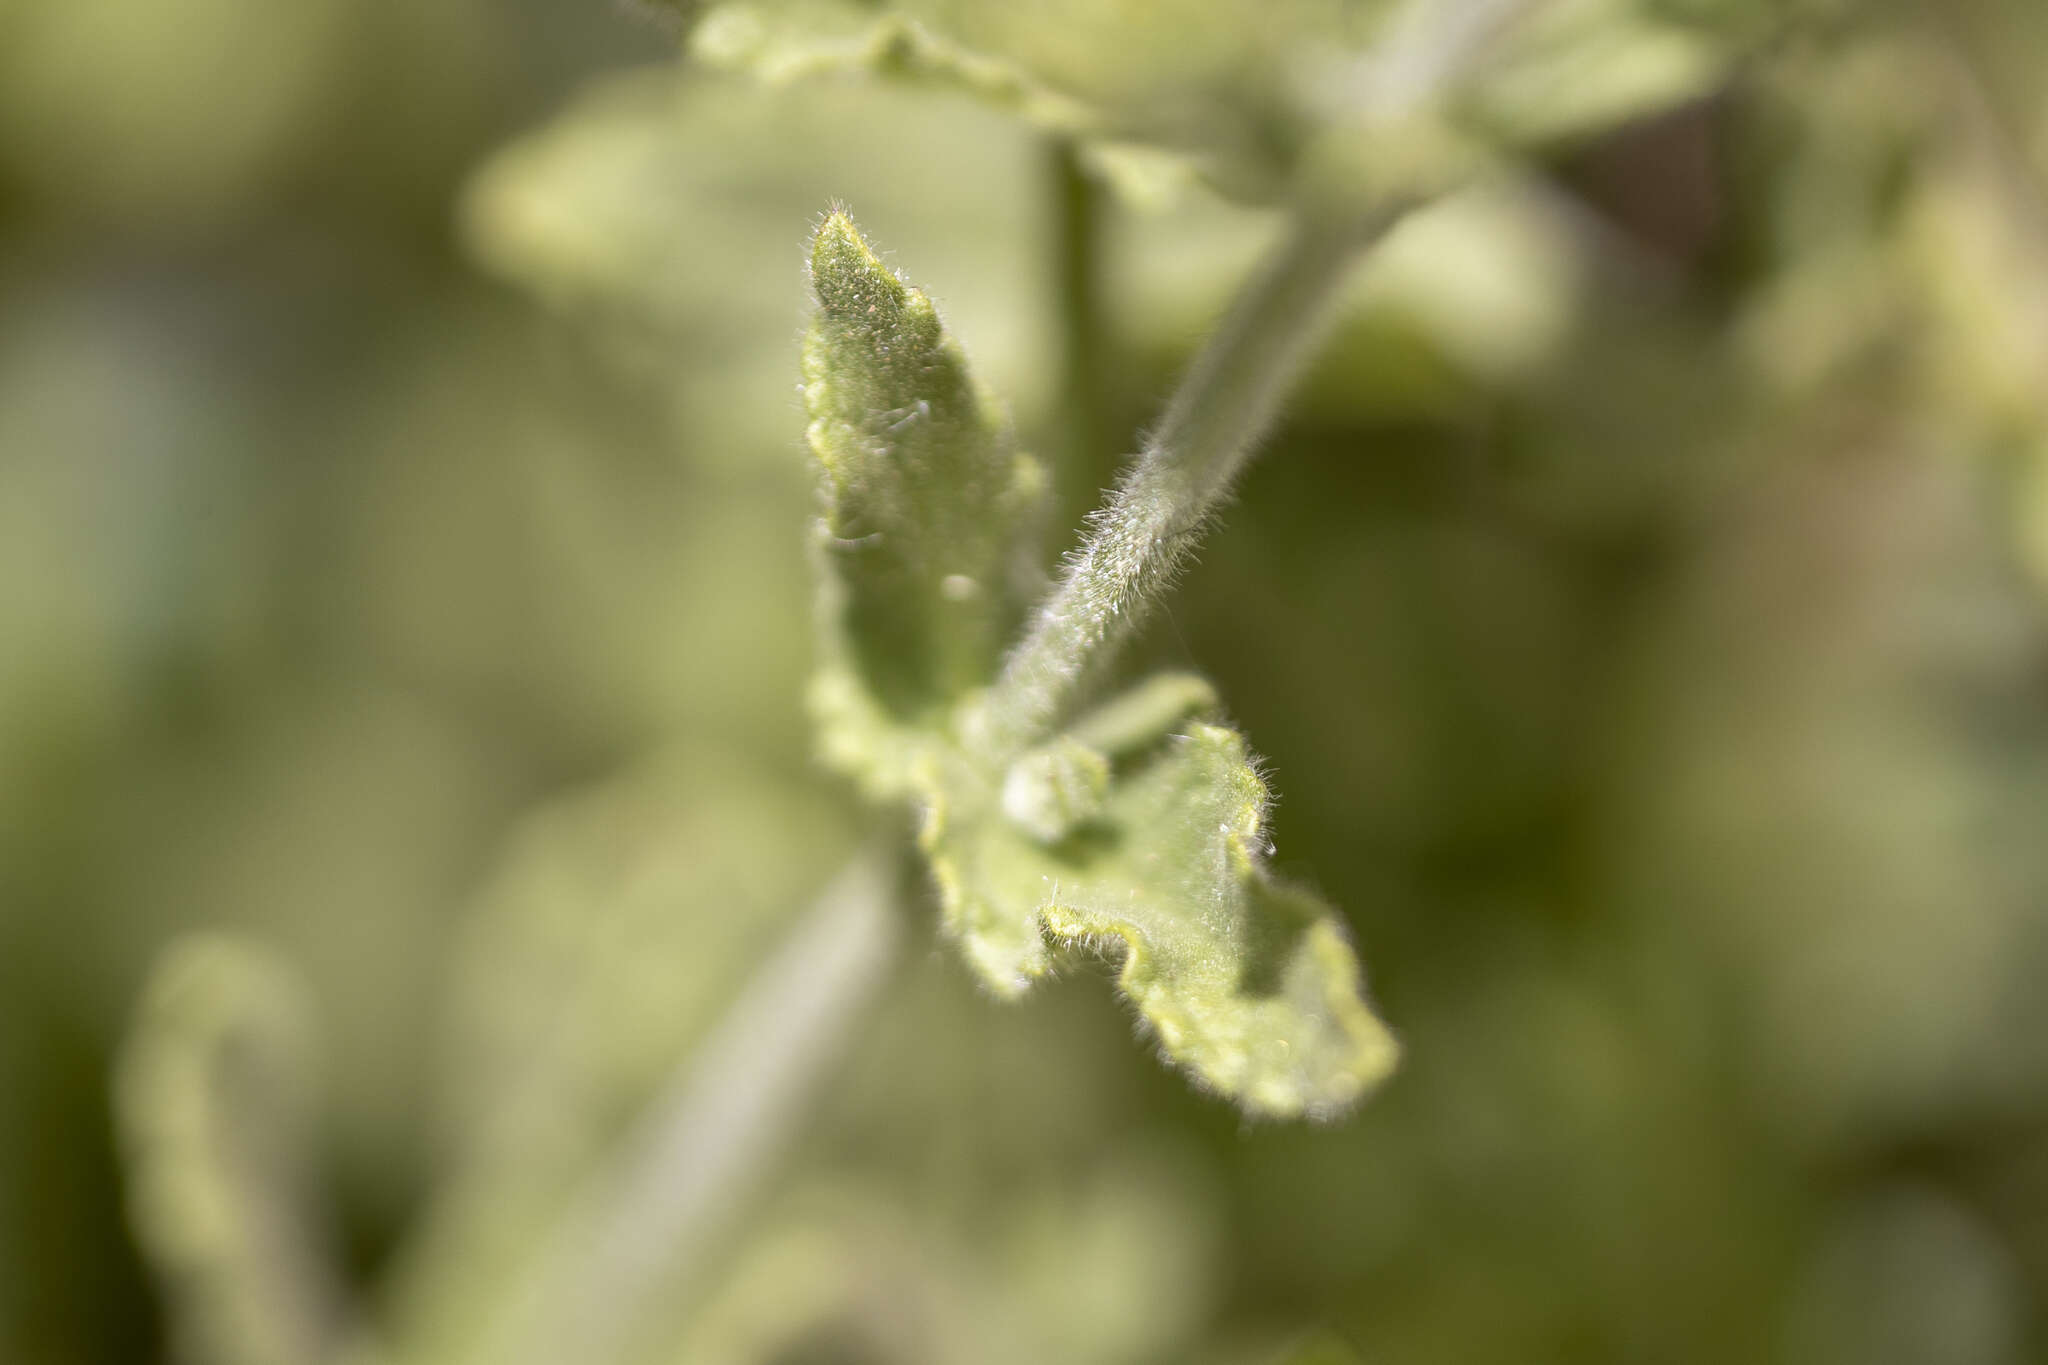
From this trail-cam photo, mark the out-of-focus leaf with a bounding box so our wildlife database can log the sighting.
[114,936,352,1365]
[687,0,1382,204]
[690,0,1774,209]
[1782,1186,2026,1365]
[691,3,1095,132]
[459,66,1054,481]
[662,1141,1221,1365]
[1458,0,1731,149]
[433,751,850,1161]
[385,748,851,1363]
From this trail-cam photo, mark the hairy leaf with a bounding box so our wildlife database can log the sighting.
[802,215,1397,1117]
[924,702,1400,1120]
[803,211,1044,791]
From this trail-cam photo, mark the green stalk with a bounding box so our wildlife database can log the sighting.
[976,207,1402,756]
[468,838,903,1365]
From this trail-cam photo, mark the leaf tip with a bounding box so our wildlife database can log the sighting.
[809,207,900,315]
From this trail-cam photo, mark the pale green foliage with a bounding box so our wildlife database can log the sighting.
[805,214,1399,1118]
[695,0,1766,211]
[382,751,851,1365]
[64,0,2048,1360]
[690,0,1342,200]
[668,1146,1223,1364]
[692,5,1095,133]
[803,211,1047,793]
[926,721,1401,1118]
[999,735,1109,845]
[115,938,348,1365]
[1459,0,1732,146]
[999,675,1222,843]
[433,751,847,1159]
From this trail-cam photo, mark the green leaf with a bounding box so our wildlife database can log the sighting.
[383,749,851,1363]
[803,210,1044,793]
[114,936,352,1365]
[695,0,1773,213]
[687,0,1321,206]
[692,3,1097,133]
[801,215,1396,1117]
[923,700,1400,1120]
[1457,0,1733,149]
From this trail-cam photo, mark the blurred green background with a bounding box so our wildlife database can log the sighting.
[5,0,2048,1362]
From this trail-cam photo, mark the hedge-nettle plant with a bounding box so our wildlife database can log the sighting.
[770,0,1587,1122]
[111,0,1784,1359]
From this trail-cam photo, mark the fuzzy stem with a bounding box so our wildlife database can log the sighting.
[473,838,903,1365]
[968,0,1548,758]
[977,208,1400,755]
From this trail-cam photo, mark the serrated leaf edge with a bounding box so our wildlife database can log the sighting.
[919,722,1400,1119]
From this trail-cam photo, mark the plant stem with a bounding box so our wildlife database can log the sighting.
[978,207,1403,755]
[474,837,903,1365]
